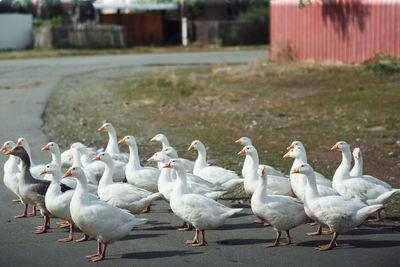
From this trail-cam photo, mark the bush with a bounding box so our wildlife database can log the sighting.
[363,53,400,75]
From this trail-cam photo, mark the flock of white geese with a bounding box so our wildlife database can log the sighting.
[1,122,399,262]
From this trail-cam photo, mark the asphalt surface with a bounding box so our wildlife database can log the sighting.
[0,51,399,266]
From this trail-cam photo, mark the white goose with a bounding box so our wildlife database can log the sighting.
[238,145,294,197]
[16,137,46,178]
[235,137,286,177]
[98,122,129,162]
[119,136,160,193]
[287,140,332,187]
[64,166,147,262]
[61,145,99,168]
[93,152,161,213]
[148,151,226,202]
[41,163,90,242]
[292,163,383,251]
[331,141,400,221]
[1,140,21,202]
[164,159,242,246]
[188,140,243,192]
[251,166,307,247]
[162,146,194,173]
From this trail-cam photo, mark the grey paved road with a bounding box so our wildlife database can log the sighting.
[0,51,399,267]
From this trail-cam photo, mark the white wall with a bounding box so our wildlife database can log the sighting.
[0,14,32,50]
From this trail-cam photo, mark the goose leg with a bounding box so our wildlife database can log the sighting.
[56,221,70,228]
[368,210,382,222]
[141,206,151,213]
[14,203,28,218]
[264,231,281,248]
[86,241,102,259]
[316,232,339,251]
[75,233,89,243]
[12,199,21,203]
[27,205,37,217]
[185,229,199,245]
[91,243,107,262]
[58,223,74,242]
[33,215,49,234]
[307,225,333,236]
[177,222,192,231]
[254,219,270,226]
[192,230,207,247]
[280,230,291,246]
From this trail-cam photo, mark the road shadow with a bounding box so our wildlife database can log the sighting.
[297,238,400,249]
[217,238,267,246]
[144,225,177,231]
[121,250,203,259]
[342,227,399,236]
[122,233,165,241]
[219,222,264,231]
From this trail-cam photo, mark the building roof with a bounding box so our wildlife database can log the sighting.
[93,1,178,10]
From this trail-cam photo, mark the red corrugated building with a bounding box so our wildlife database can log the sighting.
[270,0,400,62]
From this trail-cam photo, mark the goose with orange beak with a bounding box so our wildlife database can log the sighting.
[98,122,129,163]
[251,165,307,248]
[64,166,147,262]
[93,152,161,213]
[164,158,242,246]
[188,140,243,192]
[2,140,22,203]
[292,163,383,251]
[119,136,160,193]
[235,136,286,177]
[7,146,51,233]
[161,146,194,173]
[332,141,400,221]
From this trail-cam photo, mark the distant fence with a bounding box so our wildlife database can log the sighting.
[193,20,269,46]
[0,14,32,50]
[270,0,400,62]
[51,24,126,49]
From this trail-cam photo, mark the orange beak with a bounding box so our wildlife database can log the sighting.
[16,140,22,146]
[287,144,294,150]
[331,144,339,151]
[163,162,171,168]
[291,167,300,174]
[258,168,265,176]
[0,145,6,152]
[93,155,101,161]
[283,152,290,159]
[41,144,50,151]
[150,136,157,142]
[237,149,246,155]
[234,138,242,144]
[63,169,72,178]
[6,148,15,155]
[118,138,126,144]
[39,168,47,175]
[147,156,155,162]
[98,125,105,131]
[188,144,194,151]
[356,152,360,159]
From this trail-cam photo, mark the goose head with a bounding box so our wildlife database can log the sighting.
[40,163,61,180]
[352,147,361,159]
[63,166,87,183]
[150,133,167,143]
[330,141,350,152]
[163,158,184,171]
[6,145,30,164]
[237,145,256,156]
[16,137,30,151]
[187,140,204,151]
[1,140,16,153]
[235,137,252,146]
[291,163,314,176]
[258,165,268,180]
[93,152,113,164]
[98,122,115,134]
[70,142,85,151]
[162,146,178,158]
[287,140,305,150]
[283,146,303,159]
[148,151,168,163]
[41,142,60,153]
[118,135,136,146]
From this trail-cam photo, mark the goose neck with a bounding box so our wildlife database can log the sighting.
[290,156,306,173]
[72,149,83,167]
[72,178,90,203]
[333,147,352,181]
[194,146,208,169]
[128,143,141,169]
[304,171,320,201]
[51,150,61,166]
[174,168,188,196]
[106,129,119,154]
[351,155,363,176]
[99,161,114,187]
